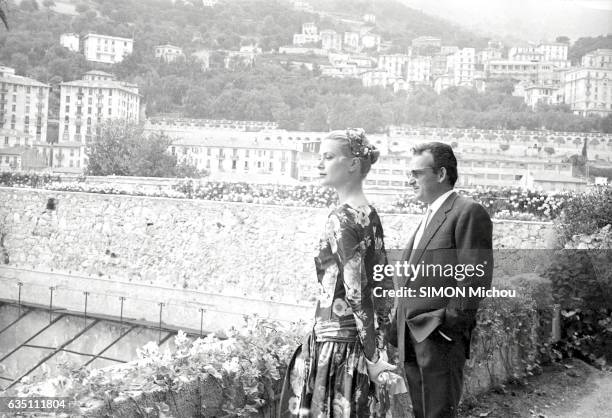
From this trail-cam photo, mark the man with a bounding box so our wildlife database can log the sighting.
[391,142,493,417]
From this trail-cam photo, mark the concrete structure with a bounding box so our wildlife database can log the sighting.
[485,59,540,82]
[363,13,376,24]
[411,36,442,50]
[538,42,569,62]
[378,54,410,78]
[522,84,563,109]
[434,74,454,93]
[143,123,327,182]
[320,30,342,51]
[191,49,211,70]
[155,44,184,62]
[202,0,219,6]
[60,33,80,52]
[0,66,50,147]
[82,33,134,64]
[509,45,543,62]
[0,147,46,171]
[343,32,360,52]
[407,56,432,85]
[563,49,612,117]
[448,47,476,86]
[56,71,140,170]
[361,33,381,51]
[293,22,320,46]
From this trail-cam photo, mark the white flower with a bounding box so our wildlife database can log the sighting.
[332,394,351,416]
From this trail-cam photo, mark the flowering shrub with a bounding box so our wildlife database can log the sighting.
[0,172,61,188]
[1,171,586,221]
[14,317,305,416]
[172,179,337,207]
[393,187,571,220]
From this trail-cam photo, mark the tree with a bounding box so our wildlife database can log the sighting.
[86,121,139,176]
[1,0,8,29]
[87,120,203,177]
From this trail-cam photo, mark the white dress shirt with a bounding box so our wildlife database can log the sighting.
[413,190,454,248]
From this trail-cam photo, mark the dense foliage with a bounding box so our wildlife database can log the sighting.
[1,1,611,132]
[86,120,206,177]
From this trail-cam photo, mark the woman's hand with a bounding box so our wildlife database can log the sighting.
[365,350,397,384]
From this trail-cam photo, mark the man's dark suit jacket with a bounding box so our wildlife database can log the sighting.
[392,191,493,364]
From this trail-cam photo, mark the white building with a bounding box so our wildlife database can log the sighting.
[293,23,320,46]
[378,54,410,78]
[538,42,569,62]
[407,56,432,85]
[363,14,376,24]
[343,32,360,52]
[563,50,612,117]
[411,36,442,50]
[143,124,329,182]
[522,84,563,109]
[82,34,134,64]
[0,66,50,148]
[202,0,218,6]
[509,45,541,61]
[320,30,342,51]
[56,71,140,170]
[362,70,402,89]
[447,48,476,86]
[60,33,80,52]
[155,44,184,62]
[434,74,454,93]
[361,33,381,51]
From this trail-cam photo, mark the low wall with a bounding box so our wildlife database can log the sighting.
[0,187,554,305]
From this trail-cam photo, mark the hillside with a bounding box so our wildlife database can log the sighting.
[0,0,610,133]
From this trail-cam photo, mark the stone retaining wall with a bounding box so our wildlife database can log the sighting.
[0,187,555,304]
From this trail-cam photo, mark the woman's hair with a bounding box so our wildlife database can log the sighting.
[325,129,380,176]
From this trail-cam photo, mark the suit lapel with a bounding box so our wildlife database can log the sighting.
[406,192,459,273]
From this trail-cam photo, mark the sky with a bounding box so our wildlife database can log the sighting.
[399,0,612,42]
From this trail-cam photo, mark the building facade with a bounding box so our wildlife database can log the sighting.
[60,33,80,52]
[155,44,184,62]
[563,49,612,117]
[56,71,140,170]
[82,33,134,64]
[0,67,50,149]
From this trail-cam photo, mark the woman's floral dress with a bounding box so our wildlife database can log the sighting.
[279,204,395,417]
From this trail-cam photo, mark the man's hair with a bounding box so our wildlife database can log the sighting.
[411,142,458,186]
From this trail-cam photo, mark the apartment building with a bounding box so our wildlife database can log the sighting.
[343,32,360,52]
[293,23,320,46]
[82,33,134,64]
[320,30,342,51]
[538,42,569,62]
[60,33,80,52]
[406,56,432,85]
[56,71,140,170]
[447,48,476,86]
[377,54,410,77]
[0,66,50,148]
[563,49,612,117]
[155,44,184,63]
[485,60,540,82]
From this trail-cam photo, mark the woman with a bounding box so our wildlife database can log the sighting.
[279,129,399,417]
